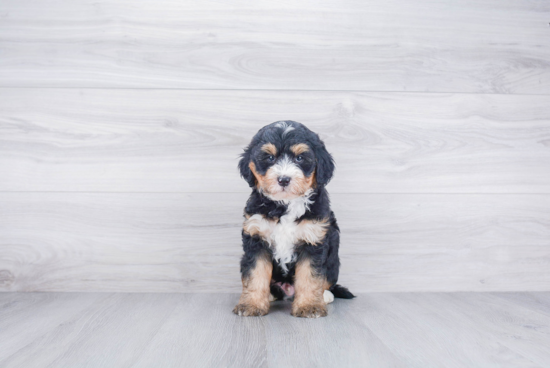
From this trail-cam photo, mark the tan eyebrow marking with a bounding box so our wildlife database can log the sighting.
[290,143,310,155]
[261,143,277,156]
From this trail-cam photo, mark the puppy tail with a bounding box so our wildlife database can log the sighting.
[329,284,355,299]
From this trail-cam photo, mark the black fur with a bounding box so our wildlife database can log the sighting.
[329,284,355,299]
[239,232,271,279]
[239,121,334,189]
[237,121,354,310]
[269,283,287,301]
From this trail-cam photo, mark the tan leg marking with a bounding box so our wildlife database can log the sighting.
[291,258,328,318]
[233,255,273,317]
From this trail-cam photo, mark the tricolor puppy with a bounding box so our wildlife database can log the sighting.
[233,121,354,318]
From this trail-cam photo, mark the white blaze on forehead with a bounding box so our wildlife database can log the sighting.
[269,155,301,179]
[275,121,295,136]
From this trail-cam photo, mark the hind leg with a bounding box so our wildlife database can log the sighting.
[323,290,334,303]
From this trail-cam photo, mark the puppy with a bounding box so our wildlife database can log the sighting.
[233,121,354,318]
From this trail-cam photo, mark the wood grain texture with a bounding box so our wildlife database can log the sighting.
[1,192,549,293]
[1,0,550,296]
[1,292,550,367]
[0,0,549,92]
[2,89,550,193]
[353,293,550,368]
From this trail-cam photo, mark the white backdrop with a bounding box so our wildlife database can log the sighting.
[1,0,549,292]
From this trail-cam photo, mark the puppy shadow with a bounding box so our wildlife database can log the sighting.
[268,300,292,315]
[229,295,347,318]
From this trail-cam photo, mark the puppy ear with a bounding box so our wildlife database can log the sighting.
[238,147,256,187]
[314,140,335,186]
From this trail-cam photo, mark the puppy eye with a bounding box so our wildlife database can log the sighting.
[267,155,275,162]
[295,155,303,162]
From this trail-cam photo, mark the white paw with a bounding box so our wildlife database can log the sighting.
[323,290,334,304]
[269,294,276,302]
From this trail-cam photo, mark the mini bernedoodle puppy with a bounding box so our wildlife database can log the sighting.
[233,120,355,318]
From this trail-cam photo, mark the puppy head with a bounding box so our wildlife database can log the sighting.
[239,121,334,201]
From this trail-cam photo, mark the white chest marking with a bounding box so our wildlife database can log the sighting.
[242,190,327,273]
[270,192,313,272]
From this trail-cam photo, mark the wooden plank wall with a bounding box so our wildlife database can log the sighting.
[0,0,549,292]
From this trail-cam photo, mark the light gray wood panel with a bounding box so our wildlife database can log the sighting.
[131,294,270,368]
[0,293,104,361]
[443,293,550,366]
[1,293,550,367]
[0,293,178,368]
[0,0,549,92]
[493,292,550,318]
[2,89,550,193]
[353,293,550,368]
[1,192,549,293]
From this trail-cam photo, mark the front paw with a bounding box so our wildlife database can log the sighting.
[233,303,269,317]
[291,304,328,318]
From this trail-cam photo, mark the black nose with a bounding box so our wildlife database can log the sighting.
[278,176,291,187]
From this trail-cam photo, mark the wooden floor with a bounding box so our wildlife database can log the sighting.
[2,2,549,365]
[1,292,549,367]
